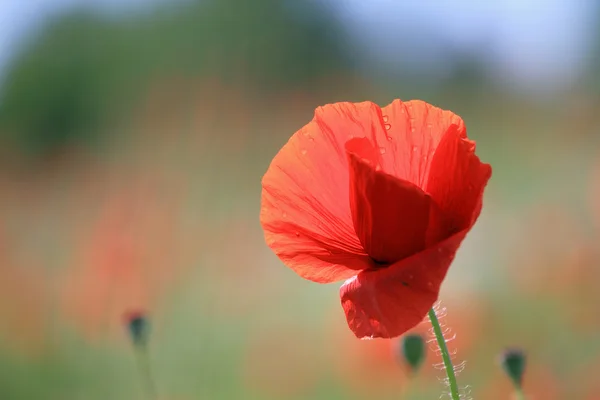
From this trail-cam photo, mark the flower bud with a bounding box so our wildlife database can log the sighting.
[124,310,150,347]
[499,348,526,388]
[398,334,426,372]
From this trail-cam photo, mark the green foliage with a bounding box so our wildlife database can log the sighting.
[0,0,352,158]
[0,13,119,157]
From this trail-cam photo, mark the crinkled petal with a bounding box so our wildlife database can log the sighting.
[377,100,465,189]
[346,137,431,263]
[339,229,468,339]
[425,125,492,233]
[261,102,385,283]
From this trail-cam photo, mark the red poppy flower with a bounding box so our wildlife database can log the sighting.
[260,100,491,339]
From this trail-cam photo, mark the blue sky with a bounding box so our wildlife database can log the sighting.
[0,0,596,91]
[335,0,596,90]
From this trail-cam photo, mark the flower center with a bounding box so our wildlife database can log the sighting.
[370,257,390,268]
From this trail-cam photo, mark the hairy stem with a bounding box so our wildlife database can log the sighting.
[428,307,460,400]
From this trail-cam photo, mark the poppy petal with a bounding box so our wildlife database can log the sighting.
[377,100,465,189]
[261,102,386,283]
[346,137,431,263]
[426,125,492,233]
[339,229,468,339]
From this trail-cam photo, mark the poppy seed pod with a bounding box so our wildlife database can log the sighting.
[124,310,150,347]
[398,334,426,372]
[499,348,526,388]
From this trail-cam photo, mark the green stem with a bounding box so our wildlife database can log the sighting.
[514,387,527,400]
[135,345,158,400]
[428,308,460,400]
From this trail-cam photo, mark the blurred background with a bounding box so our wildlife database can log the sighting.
[0,0,599,399]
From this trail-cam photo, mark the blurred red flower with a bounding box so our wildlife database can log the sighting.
[261,100,491,338]
[60,180,181,341]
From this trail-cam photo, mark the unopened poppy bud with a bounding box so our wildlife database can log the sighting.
[124,310,150,347]
[399,334,426,372]
[499,348,526,388]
